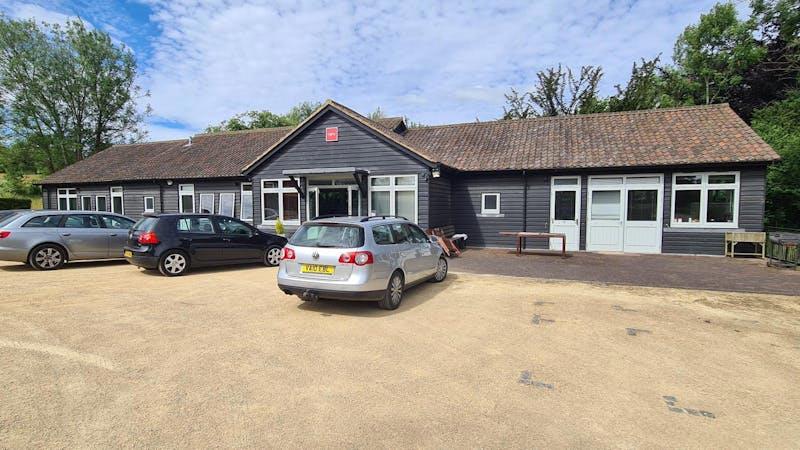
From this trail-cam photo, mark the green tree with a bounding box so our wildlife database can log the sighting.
[607,56,684,112]
[672,3,766,105]
[503,65,605,118]
[0,17,148,173]
[205,101,321,133]
[751,90,800,228]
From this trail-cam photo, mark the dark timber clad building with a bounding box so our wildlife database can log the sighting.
[39,100,780,255]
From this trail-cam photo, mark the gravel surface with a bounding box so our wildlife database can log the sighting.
[1,260,798,448]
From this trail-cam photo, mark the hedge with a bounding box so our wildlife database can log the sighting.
[0,198,32,210]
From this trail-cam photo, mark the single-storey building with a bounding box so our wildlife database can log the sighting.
[39,100,780,255]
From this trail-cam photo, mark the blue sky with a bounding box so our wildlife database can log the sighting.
[1,0,740,141]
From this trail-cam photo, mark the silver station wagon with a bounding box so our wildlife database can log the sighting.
[277,216,448,310]
[0,210,135,270]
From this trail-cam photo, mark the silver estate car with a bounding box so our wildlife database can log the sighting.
[0,210,136,270]
[277,216,448,310]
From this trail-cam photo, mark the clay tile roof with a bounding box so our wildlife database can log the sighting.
[402,103,779,171]
[39,103,779,185]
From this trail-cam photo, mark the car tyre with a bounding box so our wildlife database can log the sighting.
[158,250,190,277]
[28,244,67,270]
[378,271,404,310]
[430,257,448,282]
[264,245,282,267]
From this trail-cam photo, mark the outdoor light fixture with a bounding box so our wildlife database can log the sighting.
[166,180,173,186]
[431,167,441,178]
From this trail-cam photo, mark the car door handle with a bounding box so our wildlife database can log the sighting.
[61,233,71,237]
[109,233,118,237]
[222,237,231,242]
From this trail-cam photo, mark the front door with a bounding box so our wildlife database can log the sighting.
[587,175,662,253]
[550,177,581,251]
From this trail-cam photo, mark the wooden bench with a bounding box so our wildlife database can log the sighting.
[499,231,567,257]
[725,232,766,258]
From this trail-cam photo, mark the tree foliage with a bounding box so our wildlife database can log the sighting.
[205,101,321,133]
[0,17,148,174]
[503,65,605,118]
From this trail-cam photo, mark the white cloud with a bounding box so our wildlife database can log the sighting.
[4,2,90,28]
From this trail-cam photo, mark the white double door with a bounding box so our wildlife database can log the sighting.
[549,176,581,251]
[586,175,663,253]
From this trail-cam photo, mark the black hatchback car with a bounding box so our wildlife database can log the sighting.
[124,214,287,276]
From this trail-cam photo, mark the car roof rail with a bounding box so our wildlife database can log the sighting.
[312,214,357,220]
[359,215,408,222]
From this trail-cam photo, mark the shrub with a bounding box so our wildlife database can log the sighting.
[0,198,32,210]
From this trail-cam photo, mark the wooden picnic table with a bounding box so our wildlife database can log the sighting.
[498,231,567,257]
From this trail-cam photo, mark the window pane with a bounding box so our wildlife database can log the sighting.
[707,189,734,223]
[371,225,394,245]
[407,224,428,243]
[350,189,359,215]
[180,195,193,213]
[262,181,278,189]
[709,174,736,184]
[553,178,578,186]
[219,193,235,217]
[58,198,67,210]
[177,217,214,233]
[674,190,701,223]
[676,175,701,185]
[64,215,100,228]
[395,176,415,186]
[626,176,660,185]
[263,193,279,220]
[96,197,107,211]
[217,218,252,235]
[371,177,390,187]
[591,190,621,220]
[102,216,134,229]
[483,194,498,211]
[81,197,92,210]
[554,191,576,220]
[591,177,623,186]
[69,197,78,211]
[144,197,155,211]
[241,187,253,221]
[308,190,317,219]
[199,194,214,214]
[371,191,390,215]
[283,192,299,221]
[112,197,123,214]
[24,216,61,228]
[290,223,364,248]
[627,190,658,221]
[395,191,415,220]
[390,223,410,243]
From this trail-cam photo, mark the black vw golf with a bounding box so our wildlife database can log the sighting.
[124,214,287,276]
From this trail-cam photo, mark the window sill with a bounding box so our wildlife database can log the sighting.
[477,213,505,218]
[665,227,743,233]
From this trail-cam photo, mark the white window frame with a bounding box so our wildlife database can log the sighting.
[95,195,108,212]
[110,186,124,215]
[178,184,195,213]
[240,182,253,222]
[143,196,155,213]
[261,179,301,225]
[199,193,215,214]
[57,188,78,211]
[219,192,235,217]
[480,193,501,215]
[80,195,92,211]
[670,171,739,228]
[368,174,418,223]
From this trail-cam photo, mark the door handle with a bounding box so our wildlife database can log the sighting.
[61,233,71,237]
[109,233,118,237]
[222,237,231,242]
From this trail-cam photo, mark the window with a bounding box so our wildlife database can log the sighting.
[24,215,62,228]
[219,193,235,217]
[102,215,135,229]
[240,183,253,221]
[591,191,621,220]
[96,195,108,212]
[627,190,658,221]
[369,175,417,222]
[179,184,195,213]
[177,217,215,233]
[199,193,214,214]
[390,223,410,243]
[57,188,78,211]
[111,186,124,214]
[371,225,395,245]
[554,191,576,220]
[671,172,739,227]
[406,224,429,244]
[144,196,155,213]
[217,217,253,236]
[63,214,101,228]
[290,223,365,248]
[81,196,92,211]
[481,193,501,215]
[261,179,300,224]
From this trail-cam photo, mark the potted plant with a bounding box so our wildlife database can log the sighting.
[274,217,285,237]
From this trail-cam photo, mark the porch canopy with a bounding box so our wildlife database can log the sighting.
[281,167,370,198]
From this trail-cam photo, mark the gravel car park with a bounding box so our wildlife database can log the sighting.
[0,258,798,447]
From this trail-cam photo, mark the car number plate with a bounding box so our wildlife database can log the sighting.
[124,250,133,258]
[300,264,334,275]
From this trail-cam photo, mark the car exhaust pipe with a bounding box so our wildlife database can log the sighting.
[302,290,319,303]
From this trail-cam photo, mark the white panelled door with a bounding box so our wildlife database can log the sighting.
[549,176,581,251]
[587,175,663,253]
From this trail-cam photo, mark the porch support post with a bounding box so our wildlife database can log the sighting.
[288,175,306,199]
[353,171,369,197]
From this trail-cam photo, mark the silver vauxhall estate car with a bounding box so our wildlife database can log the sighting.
[277,216,448,310]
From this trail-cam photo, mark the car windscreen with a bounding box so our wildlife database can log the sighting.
[289,223,364,248]
[132,217,159,232]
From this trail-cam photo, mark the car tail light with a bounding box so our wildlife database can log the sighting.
[281,247,296,260]
[137,231,160,245]
[339,251,374,266]
[0,230,10,239]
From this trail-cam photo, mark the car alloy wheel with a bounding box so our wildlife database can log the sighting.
[32,246,64,270]
[265,246,282,266]
[161,252,187,276]
[433,257,448,282]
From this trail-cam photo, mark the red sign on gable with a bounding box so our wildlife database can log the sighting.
[325,127,339,142]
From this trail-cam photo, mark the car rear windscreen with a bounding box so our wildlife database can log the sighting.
[289,223,364,248]
[132,217,159,232]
